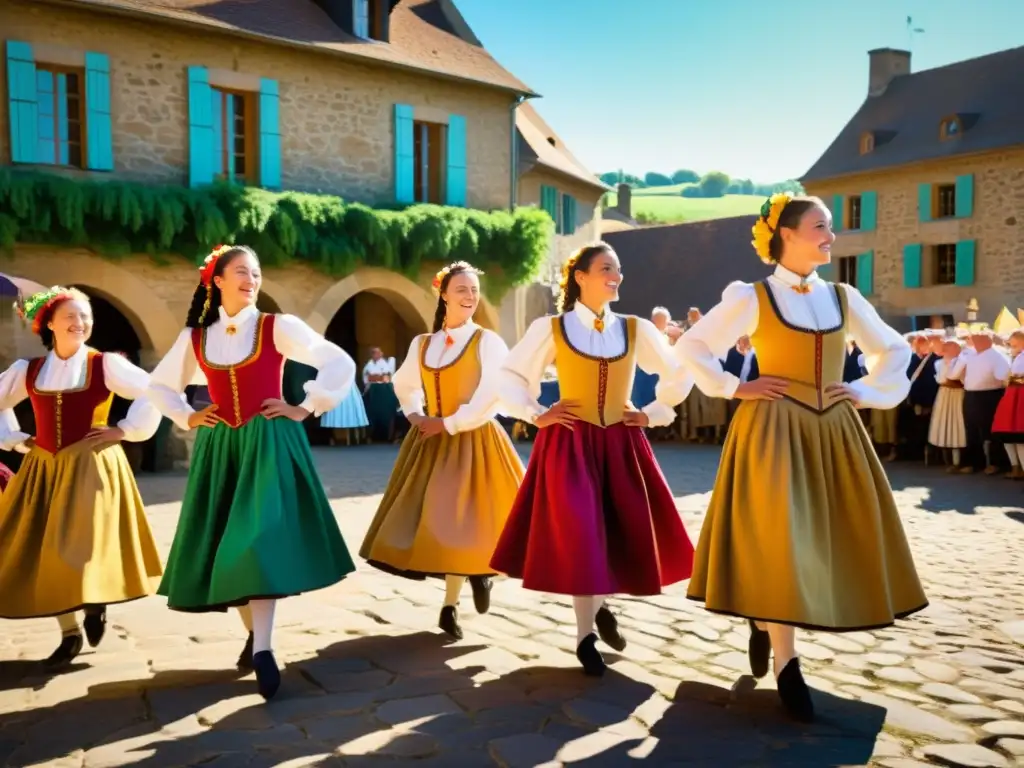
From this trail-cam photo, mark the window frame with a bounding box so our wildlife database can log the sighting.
[211,85,258,183]
[412,119,447,204]
[846,195,862,231]
[837,255,858,287]
[931,243,957,285]
[34,62,87,169]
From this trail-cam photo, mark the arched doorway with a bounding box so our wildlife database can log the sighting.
[325,290,428,370]
[72,288,144,365]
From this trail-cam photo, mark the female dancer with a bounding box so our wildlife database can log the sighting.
[993,329,1024,476]
[361,262,524,639]
[0,287,163,667]
[321,382,370,446]
[679,194,927,721]
[929,337,968,472]
[491,243,695,677]
[144,245,356,700]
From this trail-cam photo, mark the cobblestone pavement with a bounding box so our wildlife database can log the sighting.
[1,443,1023,767]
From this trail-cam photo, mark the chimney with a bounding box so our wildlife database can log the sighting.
[868,48,911,96]
[616,183,632,219]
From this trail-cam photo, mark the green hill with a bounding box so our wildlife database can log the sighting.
[606,185,762,224]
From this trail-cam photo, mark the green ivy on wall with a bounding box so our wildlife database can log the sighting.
[0,169,553,299]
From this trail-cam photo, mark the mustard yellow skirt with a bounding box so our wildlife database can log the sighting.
[0,442,163,619]
[360,420,524,578]
[687,398,928,631]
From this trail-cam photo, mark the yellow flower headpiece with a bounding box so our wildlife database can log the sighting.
[750,193,793,264]
[431,261,481,296]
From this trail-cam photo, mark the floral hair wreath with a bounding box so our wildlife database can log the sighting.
[431,261,482,296]
[14,286,82,336]
[750,193,793,264]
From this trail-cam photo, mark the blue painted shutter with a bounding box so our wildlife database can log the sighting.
[445,114,467,206]
[561,194,577,234]
[856,251,874,295]
[831,194,843,231]
[210,88,223,177]
[860,191,877,231]
[902,243,922,288]
[918,183,932,222]
[394,103,414,204]
[56,74,69,165]
[84,52,113,170]
[7,41,38,164]
[954,174,973,218]
[36,69,56,164]
[187,66,214,188]
[540,185,558,225]
[259,78,281,190]
[954,240,975,286]
[225,93,236,182]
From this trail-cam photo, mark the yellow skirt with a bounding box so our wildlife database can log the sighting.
[0,442,163,619]
[360,420,524,578]
[687,398,928,632]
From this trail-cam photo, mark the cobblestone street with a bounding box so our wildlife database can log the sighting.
[1,443,1023,767]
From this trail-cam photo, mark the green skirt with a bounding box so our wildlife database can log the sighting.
[158,416,354,612]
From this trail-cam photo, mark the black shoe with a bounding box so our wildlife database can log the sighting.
[468,576,492,614]
[576,633,606,677]
[252,650,281,701]
[439,605,463,640]
[43,634,83,670]
[237,632,254,671]
[83,607,107,648]
[595,606,626,652]
[748,619,771,679]
[777,657,814,722]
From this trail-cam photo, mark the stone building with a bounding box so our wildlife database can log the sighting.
[0,0,604,369]
[803,45,1024,330]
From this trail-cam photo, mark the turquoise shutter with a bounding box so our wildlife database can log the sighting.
[856,251,874,295]
[954,240,975,286]
[954,174,973,218]
[258,78,281,189]
[902,243,922,288]
[561,194,577,234]
[918,183,932,222]
[394,103,414,203]
[225,93,236,181]
[860,191,877,231]
[831,194,843,231]
[210,88,223,177]
[36,69,56,164]
[445,114,467,206]
[7,41,38,163]
[187,66,214,188]
[84,52,113,170]
[56,73,70,165]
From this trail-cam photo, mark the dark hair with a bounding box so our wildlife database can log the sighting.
[184,245,259,328]
[432,261,484,334]
[767,195,827,263]
[36,288,90,350]
[557,242,615,314]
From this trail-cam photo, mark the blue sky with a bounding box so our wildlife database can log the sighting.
[456,0,1024,184]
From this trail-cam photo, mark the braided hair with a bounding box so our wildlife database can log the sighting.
[184,245,259,329]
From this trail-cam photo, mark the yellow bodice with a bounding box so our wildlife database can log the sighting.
[750,281,849,412]
[419,329,483,419]
[551,314,638,427]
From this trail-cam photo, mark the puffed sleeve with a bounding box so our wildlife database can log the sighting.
[443,330,510,434]
[498,316,555,424]
[272,314,356,417]
[674,282,759,398]
[393,337,426,418]
[146,328,207,431]
[843,286,912,409]
[0,360,31,452]
[102,354,163,442]
[634,318,693,427]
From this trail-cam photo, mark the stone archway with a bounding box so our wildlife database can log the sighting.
[307,268,435,337]
[257,277,299,316]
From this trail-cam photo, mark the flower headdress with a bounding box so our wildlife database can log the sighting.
[750,193,793,264]
[197,244,235,325]
[431,261,481,297]
[14,286,81,336]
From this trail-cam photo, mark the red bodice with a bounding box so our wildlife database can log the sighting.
[190,313,285,428]
[27,350,114,454]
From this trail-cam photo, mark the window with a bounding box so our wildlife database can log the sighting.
[932,243,957,285]
[859,132,874,155]
[211,87,255,181]
[940,116,961,140]
[413,120,446,204]
[353,0,370,38]
[838,256,858,286]
[934,184,956,218]
[847,195,862,230]
[35,65,85,167]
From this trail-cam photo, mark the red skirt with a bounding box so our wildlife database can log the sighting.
[490,421,694,596]
[992,384,1024,440]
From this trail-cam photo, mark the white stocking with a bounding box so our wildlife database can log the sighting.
[56,612,80,636]
[444,575,465,607]
[249,599,276,654]
[573,596,598,646]
[1006,444,1021,467]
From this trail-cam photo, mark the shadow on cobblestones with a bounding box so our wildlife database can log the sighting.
[885,462,1024,516]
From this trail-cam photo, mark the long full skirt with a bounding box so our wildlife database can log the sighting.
[321,386,370,429]
[687,398,928,632]
[928,388,967,448]
[992,386,1024,443]
[0,442,163,619]
[490,421,694,596]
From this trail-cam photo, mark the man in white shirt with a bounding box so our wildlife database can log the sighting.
[362,347,398,443]
[950,330,1011,473]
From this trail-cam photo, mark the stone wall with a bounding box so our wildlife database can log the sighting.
[805,147,1024,324]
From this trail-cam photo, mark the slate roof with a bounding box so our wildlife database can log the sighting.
[802,45,1024,182]
[516,103,608,193]
[42,0,536,95]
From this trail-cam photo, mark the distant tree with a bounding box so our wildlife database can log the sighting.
[680,185,705,198]
[599,172,620,186]
[644,171,673,187]
[671,169,700,184]
[699,171,731,198]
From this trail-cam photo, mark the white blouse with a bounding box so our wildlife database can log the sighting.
[949,346,1011,391]
[1010,353,1024,378]
[499,302,694,428]
[363,357,396,389]
[675,264,911,410]
[0,346,162,452]
[392,322,510,435]
[145,305,355,431]
[935,358,959,384]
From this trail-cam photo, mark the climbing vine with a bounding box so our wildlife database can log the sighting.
[0,169,553,299]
